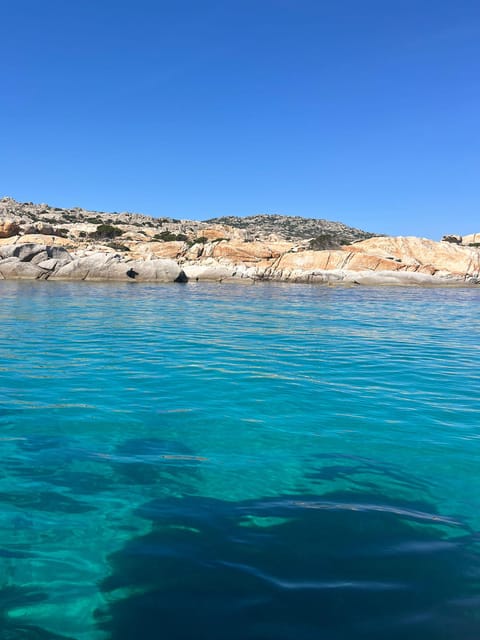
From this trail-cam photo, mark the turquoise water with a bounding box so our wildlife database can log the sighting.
[0,281,479,639]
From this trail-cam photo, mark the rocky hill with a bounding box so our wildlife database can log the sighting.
[0,197,376,247]
[206,214,377,245]
[0,196,217,242]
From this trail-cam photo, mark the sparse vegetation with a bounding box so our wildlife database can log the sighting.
[89,224,123,240]
[53,228,69,238]
[0,198,380,247]
[308,234,351,250]
[206,214,377,243]
[108,242,130,252]
[153,231,189,242]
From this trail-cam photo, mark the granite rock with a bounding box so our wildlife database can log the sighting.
[0,221,20,238]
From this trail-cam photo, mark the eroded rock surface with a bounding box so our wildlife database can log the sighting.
[0,243,183,282]
[0,221,20,238]
[0,235,478,285]
[0,197,478,285]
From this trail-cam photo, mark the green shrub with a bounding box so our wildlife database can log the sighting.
[153,231,189,242]
[108,242,130,252]
[53,228,69,237]
[90,224,123,240]
[308,234,350,250]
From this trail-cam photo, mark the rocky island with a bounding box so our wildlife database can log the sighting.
[0,197,478,285]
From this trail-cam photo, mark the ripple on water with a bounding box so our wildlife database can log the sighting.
[0,282,479,639]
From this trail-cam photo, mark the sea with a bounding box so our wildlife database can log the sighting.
[0,281,479,639]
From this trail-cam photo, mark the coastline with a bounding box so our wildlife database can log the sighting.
[1,199,479,287]
[1,237,479,286]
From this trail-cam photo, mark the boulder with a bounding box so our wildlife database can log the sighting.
[30,251,50,264]
[0,257,47,279]
[49,253,119,280]
[0,243,47,262]
[182,262,237,281]
[22,221,55,235]
[0,221,20,238]
[51,253,182,282]
[37,258,71,271]
[16,233,73,247]
[0,244,18,260]
[110,259,183,282]
[0,242,72,264]
[48,245,71,260]
[347,236,480,277]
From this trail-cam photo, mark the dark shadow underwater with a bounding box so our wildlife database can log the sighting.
[96,489,480,640]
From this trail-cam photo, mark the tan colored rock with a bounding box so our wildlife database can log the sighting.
[210,240,295,263]
[0,231,477,285]
[182,261,237,281]
[130,241,186,260]
[0,235,20,246]
[0,221,20,238]
[462,233,480,246]
[18,233,74,247]
[348,236,480,277]
[193,225,246,241]
[272,249,401,273]
[195,227,229,241]
[344,252,402,272]
[120,231,151,242]
[273,249,346,272]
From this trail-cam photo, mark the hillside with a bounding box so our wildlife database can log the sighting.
[0,197,377,247]
[206,214,378,245]
[0,197,479,286]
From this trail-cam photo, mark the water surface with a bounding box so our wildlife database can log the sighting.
[0,282,479,639]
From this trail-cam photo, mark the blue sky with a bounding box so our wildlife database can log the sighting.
[1,0,478,238]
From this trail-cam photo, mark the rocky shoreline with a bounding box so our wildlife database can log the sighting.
[0,197,478,286]
[0,237,479,286]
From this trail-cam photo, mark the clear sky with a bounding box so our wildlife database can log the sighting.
[1,0,478,239]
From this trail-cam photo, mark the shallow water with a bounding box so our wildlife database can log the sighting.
[0,281,479,639]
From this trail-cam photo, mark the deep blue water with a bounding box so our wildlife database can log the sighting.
[0,281,479,639]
